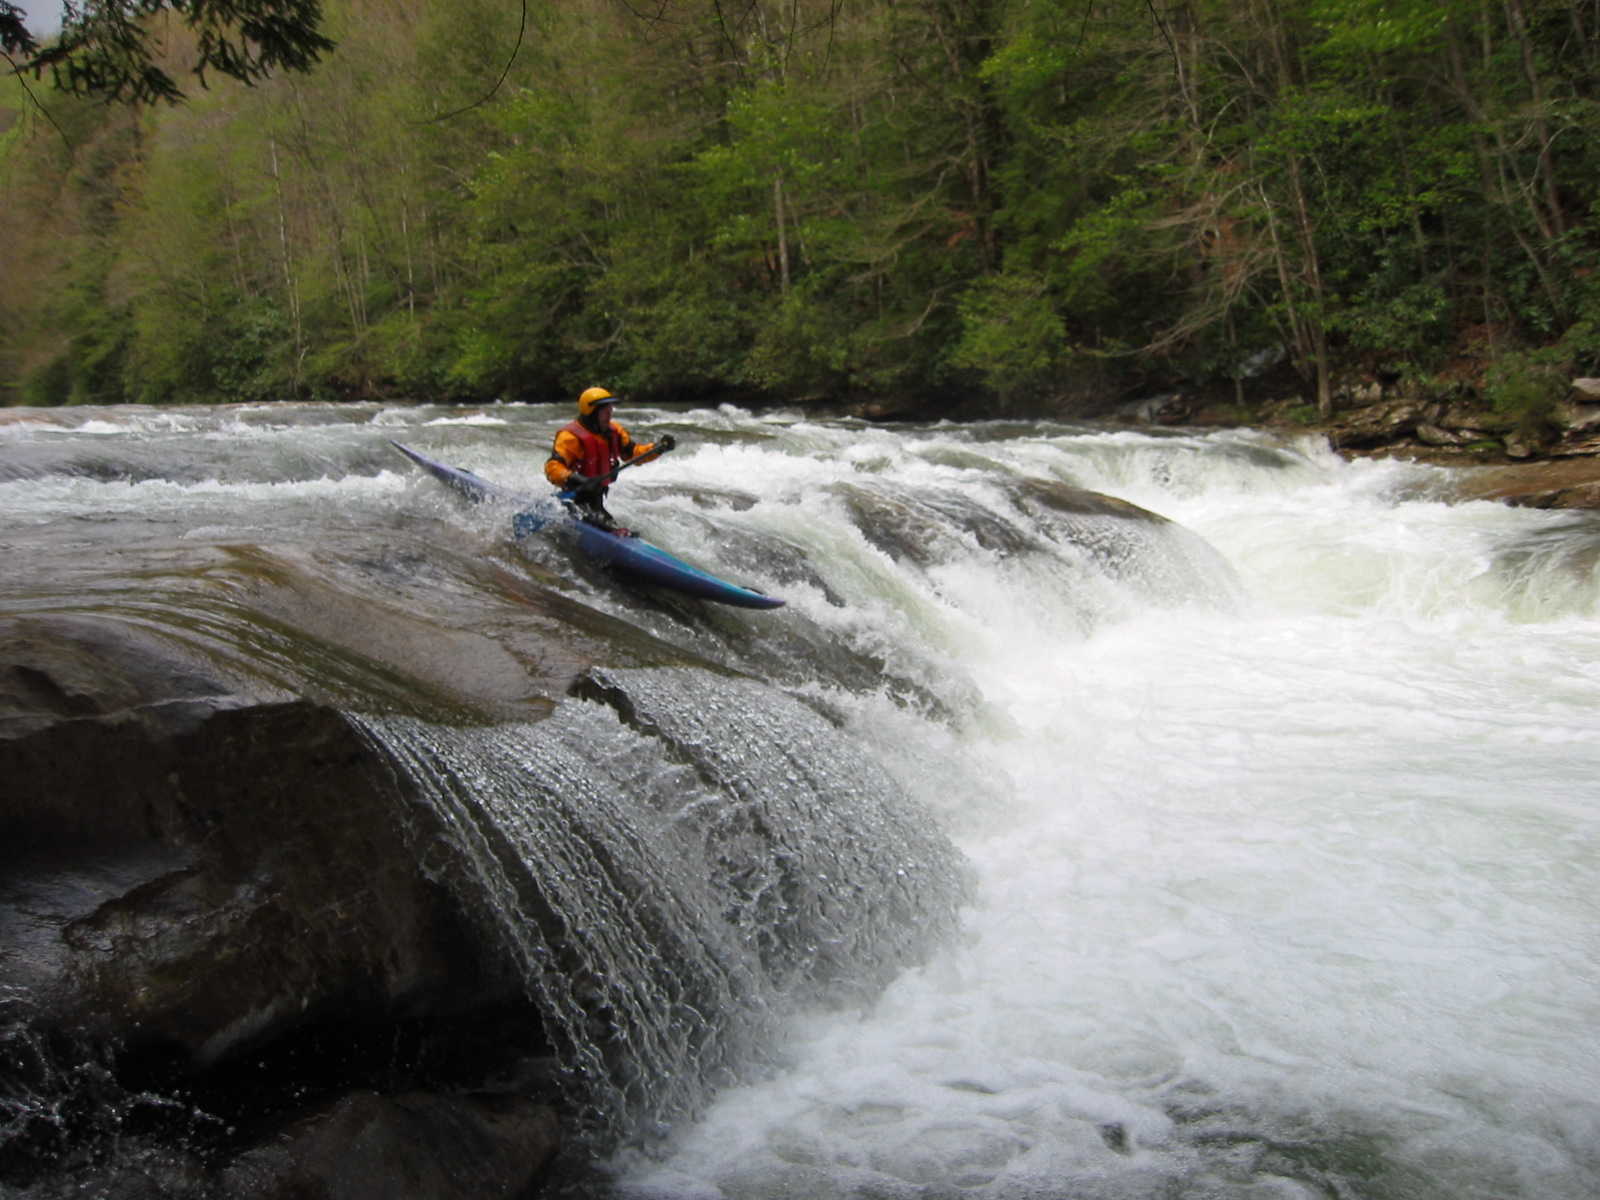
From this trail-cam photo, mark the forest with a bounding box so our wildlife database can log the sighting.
[2,0,1599,421]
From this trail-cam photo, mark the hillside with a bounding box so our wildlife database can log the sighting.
[3,0,1599,422]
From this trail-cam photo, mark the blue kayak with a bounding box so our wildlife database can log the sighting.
[392,441,785,610]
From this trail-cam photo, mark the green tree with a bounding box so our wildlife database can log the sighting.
[5,0,334,105]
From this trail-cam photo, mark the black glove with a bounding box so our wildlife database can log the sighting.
[657,434,677,452]
[566,471,597,494]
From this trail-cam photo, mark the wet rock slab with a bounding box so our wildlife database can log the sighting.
[1449,456,1600,509]
[220,1091,559,1200]
[0,613,558,1195]
[1,492,971,1196]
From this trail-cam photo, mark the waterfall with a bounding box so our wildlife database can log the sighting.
[347,666,970,1141]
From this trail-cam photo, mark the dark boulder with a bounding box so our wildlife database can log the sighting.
[3,695,515,1065]
[220,1091,560,1200]
[1324,400,1427,450]
[1,611,552,1195]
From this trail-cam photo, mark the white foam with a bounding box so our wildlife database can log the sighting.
[614,423,1600,1199]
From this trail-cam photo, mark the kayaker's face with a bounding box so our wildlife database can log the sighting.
[588,403,615,430]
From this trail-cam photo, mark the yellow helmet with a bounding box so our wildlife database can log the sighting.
[577,386,616,416]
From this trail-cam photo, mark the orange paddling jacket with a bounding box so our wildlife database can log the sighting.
[545,419,657,491]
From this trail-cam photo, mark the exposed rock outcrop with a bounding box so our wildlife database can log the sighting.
[220,1091,560,1200]
[1,613,560,1195]
[1313,390,1600,507]
[1450,458,1600,509]
[1,548,972,1196]
[1172,375,1600,509]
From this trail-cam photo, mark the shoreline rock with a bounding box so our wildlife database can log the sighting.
[1321,423,1600,509]
[1183,390,1600,510]
[1424,455,1600,509]
[1089,366,1600,510]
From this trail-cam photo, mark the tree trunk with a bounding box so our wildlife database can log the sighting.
[773,171,790,294]
[1252,0,1331,414]
[1443,14,1569,320]
[1503,0,1567,237]
[268,134,305,390]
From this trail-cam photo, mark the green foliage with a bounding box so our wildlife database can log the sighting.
[0,72,27,156]
[950,271,1068,396]
[1484,350,1567,439]
[1050,184,1166,325]
[600,224,762,393]
[33,238,135,404]
[1307,0,1451,60]
[741,283,855,394]
[4,0,1600,411]
[19,352,72,406]
[1327,282,1452,363]
[124,290,294,404]
[22,0,335,105]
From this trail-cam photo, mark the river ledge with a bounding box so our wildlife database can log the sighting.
[8,390,1600,507]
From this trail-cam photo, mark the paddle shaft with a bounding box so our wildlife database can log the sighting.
[578,441,674,491]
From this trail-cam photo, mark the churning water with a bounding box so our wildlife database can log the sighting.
[4,402,1598,1198]
[610,424,1600,1200]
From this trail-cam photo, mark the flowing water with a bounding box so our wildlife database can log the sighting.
[4,402,1598,1198]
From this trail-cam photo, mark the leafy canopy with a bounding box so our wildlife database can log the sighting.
[3,0,334,104]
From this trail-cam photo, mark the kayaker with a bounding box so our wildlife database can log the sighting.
[545,386,675,534]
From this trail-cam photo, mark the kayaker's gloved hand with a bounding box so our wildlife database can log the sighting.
[566,471,595,493]
[657,434,676,452]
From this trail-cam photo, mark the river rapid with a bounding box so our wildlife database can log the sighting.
[4,401,1598,1199]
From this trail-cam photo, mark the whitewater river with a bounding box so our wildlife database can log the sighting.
[4,402,1598,1198]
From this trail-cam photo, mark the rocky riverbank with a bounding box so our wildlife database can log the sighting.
[1309,383,1600,509]
[1166,377,1600,510]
